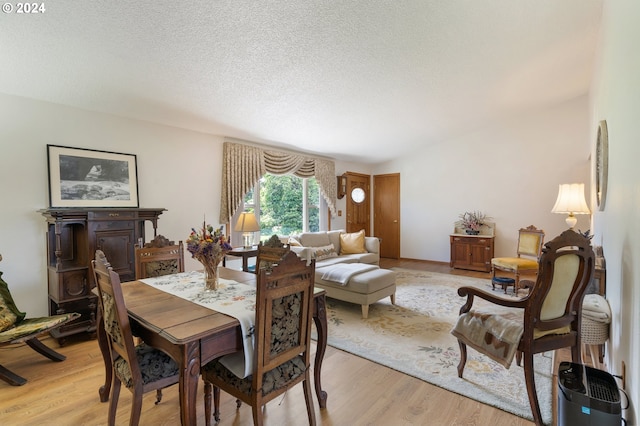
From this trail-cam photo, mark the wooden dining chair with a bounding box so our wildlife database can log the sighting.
[134,235,184,279]
[253,234,290,274]
[0,254,80,386]
[452,230,595,426]
[92,250,180,426]
[202,250,316,426]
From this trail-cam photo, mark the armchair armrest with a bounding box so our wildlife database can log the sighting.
[457,286,528,315]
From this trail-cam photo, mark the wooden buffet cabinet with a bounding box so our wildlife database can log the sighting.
[40,208,165,344]
[449,221,495,273]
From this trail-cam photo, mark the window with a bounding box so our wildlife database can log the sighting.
[232,174,325,245]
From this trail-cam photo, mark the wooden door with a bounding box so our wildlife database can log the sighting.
[345,172,370,235]
[373,173,400,259]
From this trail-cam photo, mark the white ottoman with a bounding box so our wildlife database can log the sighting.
[314,265,396,318]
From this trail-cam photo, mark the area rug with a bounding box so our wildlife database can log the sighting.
[318,268,553,425]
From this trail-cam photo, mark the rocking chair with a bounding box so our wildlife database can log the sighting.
[0,254,79,386]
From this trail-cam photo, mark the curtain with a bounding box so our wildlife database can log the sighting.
[219,141,337,225]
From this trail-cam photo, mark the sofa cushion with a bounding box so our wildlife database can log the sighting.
[340,230,366,254]
[299,232,331,248]
[287,236,302,247]
[315,257,356,268]
[326,230,343,252]
[340,252,379,264]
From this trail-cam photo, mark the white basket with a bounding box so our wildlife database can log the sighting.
[581,316,609,345]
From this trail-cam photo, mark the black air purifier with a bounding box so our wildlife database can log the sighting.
[558,362,621,426]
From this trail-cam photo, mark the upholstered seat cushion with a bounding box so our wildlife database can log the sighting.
[203,355,306,397]
[491,257,538,270]
[114,343,179,388]
[0,314,79,344]
[0,273,26,332]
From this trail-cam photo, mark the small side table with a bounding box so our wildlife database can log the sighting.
[223,247,258,272]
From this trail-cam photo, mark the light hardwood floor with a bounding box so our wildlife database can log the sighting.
[1,259,573,425]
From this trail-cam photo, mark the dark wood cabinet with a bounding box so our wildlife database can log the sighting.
[40,208,165,344]
[450,235,495,272]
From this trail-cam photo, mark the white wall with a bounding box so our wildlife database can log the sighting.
[590,0,640,421]
[373,96,591,262]
[0,93,224,315]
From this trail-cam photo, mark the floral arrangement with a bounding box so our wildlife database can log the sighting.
[186,222,232,259]
[187,222,232,290]
[459,211,489,231]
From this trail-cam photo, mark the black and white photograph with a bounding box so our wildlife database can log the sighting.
[47,145,139,208]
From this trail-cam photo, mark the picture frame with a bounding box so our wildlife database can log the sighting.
[47,145,139,208]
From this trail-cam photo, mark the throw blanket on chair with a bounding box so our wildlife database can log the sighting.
[451,310,524,368]
[321,264,377,285]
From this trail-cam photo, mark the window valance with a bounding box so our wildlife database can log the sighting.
[219,141,337,225]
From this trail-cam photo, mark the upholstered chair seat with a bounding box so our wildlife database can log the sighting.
[113,343,179,388]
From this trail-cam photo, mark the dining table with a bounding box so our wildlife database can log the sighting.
[94,267,328,425]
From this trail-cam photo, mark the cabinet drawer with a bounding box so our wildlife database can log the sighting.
[91,220,135,231]
[89,211,137,220]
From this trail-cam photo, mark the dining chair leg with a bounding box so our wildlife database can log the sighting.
[303,374,317,426]
[214,386,222,423]
[108,379,121,426]
[204,382,212,426]
[129,392,143,426]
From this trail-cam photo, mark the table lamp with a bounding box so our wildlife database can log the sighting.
[551,183,590,229]
[234,212,260,248]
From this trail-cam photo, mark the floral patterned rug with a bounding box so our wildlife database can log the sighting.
[319,268,552,425]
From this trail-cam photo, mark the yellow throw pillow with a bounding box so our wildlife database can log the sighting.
[340,230,366,254]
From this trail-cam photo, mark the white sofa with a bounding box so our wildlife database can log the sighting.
[289,230,380,267]
[289,230,395,318]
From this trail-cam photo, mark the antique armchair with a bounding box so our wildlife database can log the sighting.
[491,225,545,295]
[92,250,180,426]
[0,254,80,386]
[202,251,316,426]
[452,230,595,426]
[134,235,184,279]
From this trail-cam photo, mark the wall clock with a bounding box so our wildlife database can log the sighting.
[595,120,609,211]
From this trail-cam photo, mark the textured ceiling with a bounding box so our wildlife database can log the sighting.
[0,1,603,163]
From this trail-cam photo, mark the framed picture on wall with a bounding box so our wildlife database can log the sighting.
[47,145,139,208]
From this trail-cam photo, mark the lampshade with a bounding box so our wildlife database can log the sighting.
[551,183,590,228]
[234,212,260,248]
[234,212,260,232]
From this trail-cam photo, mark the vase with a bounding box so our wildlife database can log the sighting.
[203,264,219,291]
[465,229,480,235]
